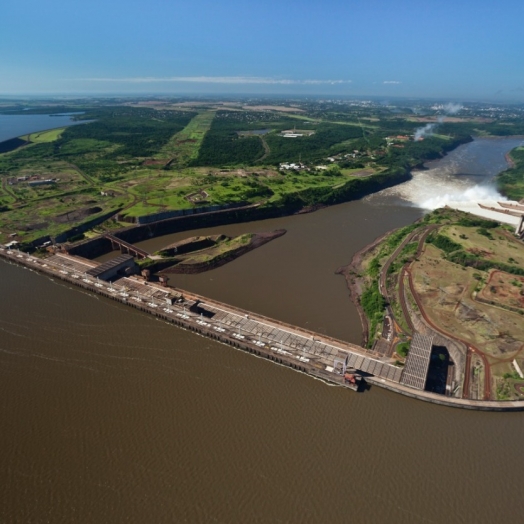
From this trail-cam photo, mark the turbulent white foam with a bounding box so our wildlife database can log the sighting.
[373,169,469,203]
[367,137,524,226]
[419,184,521,226]
[418,184,507,210]
[368,169,521,225]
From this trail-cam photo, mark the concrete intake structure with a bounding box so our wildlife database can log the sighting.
[516,215,524,238]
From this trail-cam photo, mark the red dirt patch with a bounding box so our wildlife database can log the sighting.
[142,159,168,166]
[479,270,524,310]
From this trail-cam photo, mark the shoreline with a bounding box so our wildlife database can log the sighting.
[335,228,396,346]
[335,135,524,346]
[0,121,83,152]
[505,151,516,169]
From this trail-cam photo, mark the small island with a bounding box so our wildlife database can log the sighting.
[138,229,286,275]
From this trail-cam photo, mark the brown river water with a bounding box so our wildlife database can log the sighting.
[2,138,524,523]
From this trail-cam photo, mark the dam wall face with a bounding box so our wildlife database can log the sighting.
[65,236,114,258]
[54,208,124,244]
[111,204,288,244]
[62,204,285,258]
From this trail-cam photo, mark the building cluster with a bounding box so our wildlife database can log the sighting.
[279,162,344,173]
[8,175,57,187]
[326,149,369,162]
[280,129,315,138]
[385,135,411,146]
[280,150,372,172]
[279,162,308,171]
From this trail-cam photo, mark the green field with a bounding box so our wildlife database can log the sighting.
[159,110,215,165]
[22,128,66,143]
[1,99,523,246]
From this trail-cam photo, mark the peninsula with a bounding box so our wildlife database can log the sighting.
[341,207,524,402]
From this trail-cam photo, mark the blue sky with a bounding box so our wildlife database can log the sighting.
[1,0,524,100]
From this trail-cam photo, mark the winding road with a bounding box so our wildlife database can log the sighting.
[379,223,493,399]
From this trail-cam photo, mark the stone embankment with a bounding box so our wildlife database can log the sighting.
[367,377,524,411]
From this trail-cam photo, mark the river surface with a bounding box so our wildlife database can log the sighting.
[0,113,85,142]
[2,138,524,523]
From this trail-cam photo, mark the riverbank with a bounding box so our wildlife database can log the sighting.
[505,152,516,169]
[336,228,395,347]
[1,122,473,247]
[64,135,477,252]
[342,207,524,402]
[58,168,412,257]
[498,145,524,202]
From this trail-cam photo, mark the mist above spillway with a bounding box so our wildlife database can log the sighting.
[413,103,463,141]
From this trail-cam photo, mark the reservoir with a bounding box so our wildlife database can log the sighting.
[2,138,524,522]
[0,113,85,142]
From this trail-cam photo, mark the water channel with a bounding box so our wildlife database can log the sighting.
[1,136,524,522]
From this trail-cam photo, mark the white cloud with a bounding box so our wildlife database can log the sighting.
[383,80,401,84]
[75,76,352,85]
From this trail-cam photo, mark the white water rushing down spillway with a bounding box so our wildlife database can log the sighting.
[366,137,524,225]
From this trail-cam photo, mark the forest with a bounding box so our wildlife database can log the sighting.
[193,110,365,166]
[64,107,195,158]
[497,146,524,200]
[263,123,363,164]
